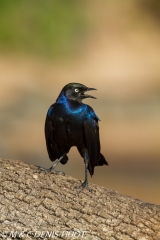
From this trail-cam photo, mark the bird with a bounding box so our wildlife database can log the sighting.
[43,83,108,189]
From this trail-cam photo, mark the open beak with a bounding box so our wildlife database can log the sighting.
[81,87,97,99]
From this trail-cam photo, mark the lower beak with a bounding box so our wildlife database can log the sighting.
[82,87,97,99]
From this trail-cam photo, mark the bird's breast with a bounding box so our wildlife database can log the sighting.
[54,111,86,147]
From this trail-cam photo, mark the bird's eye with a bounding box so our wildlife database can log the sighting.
[75,88,79,93]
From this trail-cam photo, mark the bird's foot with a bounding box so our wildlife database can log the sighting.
[36,166,65,176]
[74,180,88,189]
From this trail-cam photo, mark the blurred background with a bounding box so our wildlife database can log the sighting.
[0,0,160,204]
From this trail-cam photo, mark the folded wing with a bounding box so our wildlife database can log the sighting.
[84,112,108,176]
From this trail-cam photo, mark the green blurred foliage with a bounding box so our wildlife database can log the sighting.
[0,0,87,58]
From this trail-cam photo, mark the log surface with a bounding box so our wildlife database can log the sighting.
[0,158,160,240]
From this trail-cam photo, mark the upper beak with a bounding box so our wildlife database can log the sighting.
[82,87,97,99]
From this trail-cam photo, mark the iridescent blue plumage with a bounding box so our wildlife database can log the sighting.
[56,91,100,120]
[47,106,53,116]
[56,92,87,115]
[87,107,100,121]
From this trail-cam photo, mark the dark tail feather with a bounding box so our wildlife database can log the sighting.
[96,153,108,166]
[88,153,108,177]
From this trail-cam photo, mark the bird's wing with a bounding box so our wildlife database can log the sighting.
[45,104,58,162]
[84,109,100,176]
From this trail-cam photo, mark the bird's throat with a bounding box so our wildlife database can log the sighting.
[56,93,86,115]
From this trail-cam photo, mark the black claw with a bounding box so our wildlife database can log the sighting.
[35,166,47,173]
[74,180,88,189]
[53,170,65,176]
[36,166,65,176]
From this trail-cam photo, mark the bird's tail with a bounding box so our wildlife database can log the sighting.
[88,153,108,177]
[97,153,108,166]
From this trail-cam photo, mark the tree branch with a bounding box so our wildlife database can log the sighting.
[0,158,160,240]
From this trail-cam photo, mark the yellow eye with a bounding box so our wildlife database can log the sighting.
[75,88,79,92]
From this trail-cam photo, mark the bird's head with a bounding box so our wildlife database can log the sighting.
[58,83,97,103]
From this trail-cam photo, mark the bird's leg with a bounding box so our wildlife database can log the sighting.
[75,153,89,189]
[37,155,65,175]
[82,162,88,188]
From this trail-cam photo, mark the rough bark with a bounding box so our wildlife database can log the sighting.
[0,158,160,240]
